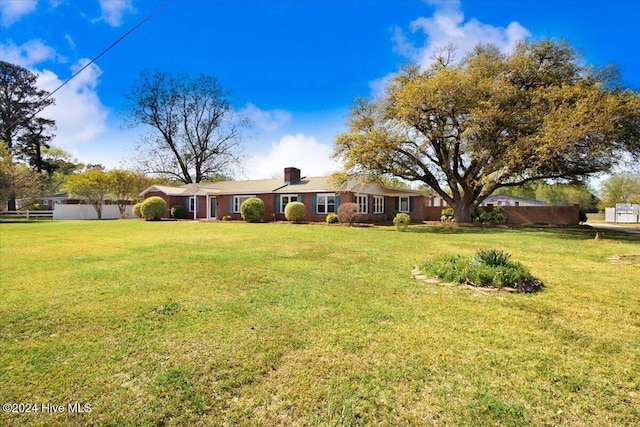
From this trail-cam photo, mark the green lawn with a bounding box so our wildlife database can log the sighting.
[1,220,639,426]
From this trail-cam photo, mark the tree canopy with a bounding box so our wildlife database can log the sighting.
[107,169,152,217]
[63,168,112,220]
[0,144,43,209]
[124,70,249,184]
[0,61,56,210]
[598,172,640,208]
[334,39,640,222]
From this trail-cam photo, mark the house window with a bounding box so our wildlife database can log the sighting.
[373,196,384,214]
[280,194,298,213]
[233,195,255,213]
[317,194,336,214]
[188,197,198,212]
[399,196,410,213]
[356,195,368,214]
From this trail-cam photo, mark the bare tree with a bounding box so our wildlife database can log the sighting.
[124,70,249,183]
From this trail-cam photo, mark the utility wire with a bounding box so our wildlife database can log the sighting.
[43,0,171,102]
[3,0,170,134]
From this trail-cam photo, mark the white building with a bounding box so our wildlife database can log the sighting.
[605,203,640,223]
[481,195,546,207]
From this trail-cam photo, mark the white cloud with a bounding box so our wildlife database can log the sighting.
[238,103,292,131]
[96,0,135,27]
[64,34,76,50]
[370,1,530,98]
[0,0,37,27]
[245,134,340,179]
[36,59,109,147]
[394,0,530,69]
[0,39,59,68]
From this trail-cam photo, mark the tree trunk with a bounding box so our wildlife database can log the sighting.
[8,194,16,211]
[452,200,474,223]
[93,203,103,220]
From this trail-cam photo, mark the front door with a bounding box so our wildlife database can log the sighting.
[210,197,217,219]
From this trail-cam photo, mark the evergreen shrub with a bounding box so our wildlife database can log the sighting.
[133,202,143,218]
[393,213,411,231]
[326,213,339,224]
[240,197,265,223]
[441,208,455,222]
[284,201,306,223]
[171,204,186,219]
[141,197,167,221]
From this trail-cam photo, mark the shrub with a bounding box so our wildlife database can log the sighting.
[485,207,507,224]
[393,212,411,231]
[440,208,455,222]
[133,202,143,218]
[240,197,265,223]
[471,208,484,223]
[579,208,588,223]
[222,215,232,221]
[420,248,544,293]
[326,213,339,224]
[472,207,508,225]
[284,201,306,223]
[171,204,186,219]
[140,196,167,221]
[337,202,359,226]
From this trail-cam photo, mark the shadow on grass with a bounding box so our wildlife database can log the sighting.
[397,224,640,243]
[0,218,54,224]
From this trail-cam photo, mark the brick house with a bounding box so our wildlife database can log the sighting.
[140,167,435,222]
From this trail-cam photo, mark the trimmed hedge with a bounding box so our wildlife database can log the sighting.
[240,197,265,223]
[133,202,143,218]
[171,204,186,219]
[141,196,167,221]
[326,213,339,224]
[284,201,306,223]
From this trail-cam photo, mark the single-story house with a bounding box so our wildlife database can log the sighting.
[481,195,546,207]
[140,167,439,222]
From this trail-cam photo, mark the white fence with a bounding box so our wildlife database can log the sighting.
[0,210,54,219]
[53,204,134,220]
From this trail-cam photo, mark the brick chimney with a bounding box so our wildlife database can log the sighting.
[284,167,301,183]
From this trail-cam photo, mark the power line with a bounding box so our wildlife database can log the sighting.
[2,0,170,134]
[43,0,171,102]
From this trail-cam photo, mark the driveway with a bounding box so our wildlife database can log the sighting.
[587,223,640,235]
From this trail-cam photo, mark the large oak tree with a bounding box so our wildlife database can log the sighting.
[125,70,248,183]
[334,40,640,222]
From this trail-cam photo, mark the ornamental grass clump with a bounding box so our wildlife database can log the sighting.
[421,249,544,293]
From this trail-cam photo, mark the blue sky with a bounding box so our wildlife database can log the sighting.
[2,0,639,179]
